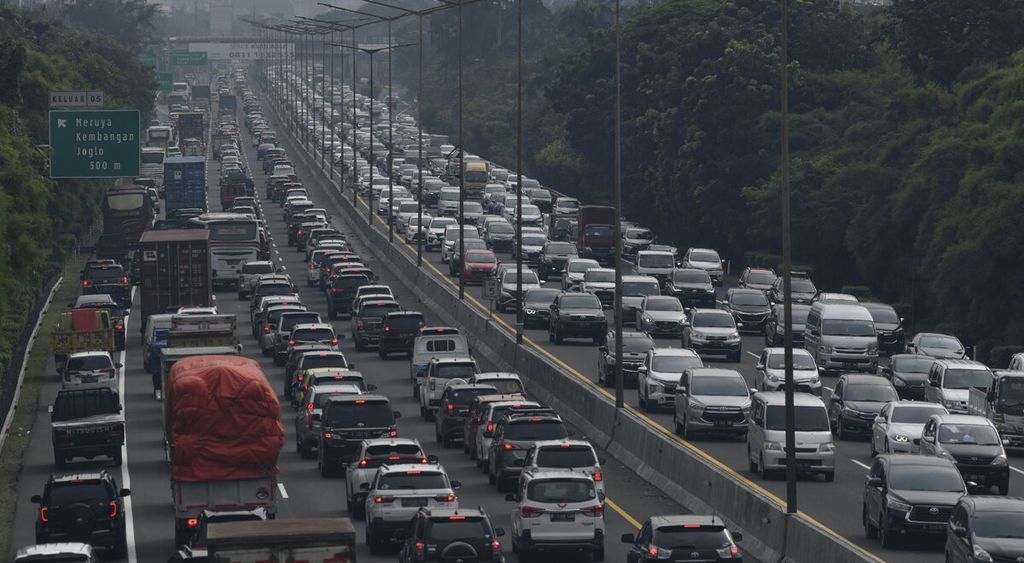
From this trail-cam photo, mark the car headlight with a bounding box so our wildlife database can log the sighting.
[886,496,912,513]
[764,441,783,451]
[821,344,833,353]
[818,442,835,453]
[642,315,653,324]
[767,372,782,382]
[648,382,662,393]
[943,399,963,409]
[867,343,879,354]
[892,374,906,387]
[973,544,994,563]
[687,400,703,411]
[991,453,1008,465]
[892,434,910,443]
[727,331,740,341]
[524,308,536,315]
[843,406,863,417]
[690,331,707,341]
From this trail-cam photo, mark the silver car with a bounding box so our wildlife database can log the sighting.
[237,261,276,299]
[754,347,822,395]
[870,401,948,456]
[635,295,687,337]
[561,258,601,291]
[294,383,363,457]
[344,438,433,519]
[673,367,752,439]
[637,348,703,412]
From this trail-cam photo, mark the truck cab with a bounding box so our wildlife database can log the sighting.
[968,370,1024,449]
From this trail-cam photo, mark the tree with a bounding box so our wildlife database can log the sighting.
[63,0,158,49]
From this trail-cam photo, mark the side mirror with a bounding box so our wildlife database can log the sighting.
[866,476,883,487]
[48,405,54,414]
[912,437,921,446]
[952,525,967,537]
[119,488,131,497]
[733,532,743,542]
[450,480,462,490]
[366,384,377,391]
[638,365,648,373]
[504,493,518,502]
[494,527,506,537]
[115,363,123,369]
[965,481,979,490]
[360,483,370,490]
[929,380,940,387]
[923,435,935,443]
[755,362,765,370]
[676,385,688,394]
[427,454,439,463]
[393,410,402,419]
[348,362,356,369]
[620,533,635,544]
[31,495,41,504]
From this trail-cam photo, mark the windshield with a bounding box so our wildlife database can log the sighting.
[584,225,614,239]
[844,383,898,402]
[546,243,577,254]
[490,223,514,235]
[622,281,660,296]
[525,290,561,306]
[938,424,1001,445]
[654,527,732,550]
[892,357,935,373]
[377,472,448,490]
[792,278,816,293]
[466,252,496,264]
[889,466,964,492]
[625,228,653,240]
[639,254,674,268]
[436,364,477,379]
[504,421,568,440]
[141,151,164,164]
[767,353,817,370]
[732,292,769,307]
[691,375,749,396]
[324,402,394,427]
[652,355,702,373]
[523,235,547,246]
[998,380,1024,405]
[746,271,776,285]
[622,336,655,354]
[944,369,993,390]
[693,313,734,328]
[208,221,258,242]
[766,405,829,431]
[972,513,1024,539]
[890,405,947,424]
[503,272,539,285]
[868,307,900,324]
[584,270,615,282]
[921,335,962,350]
[673,270,710,284]
[689,250,719,263]
[821,319,876,337]
[527,479,596,503]
[645,298,682,312]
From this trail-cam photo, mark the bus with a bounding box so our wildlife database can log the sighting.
[463,159,488,199]
[146,126,174,149]
[103,185,154,244]
[190,212,261,290]
[141,147,166,188]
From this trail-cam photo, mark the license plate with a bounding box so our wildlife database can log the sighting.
[551,512,575,522]
[82,376,97,383]
[714,420,733,427]
[227,259,241,265]
[402,498,428,507]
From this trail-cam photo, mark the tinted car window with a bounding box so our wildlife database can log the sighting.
[366,444,423,457]
[293,328,335,340]
[888,466,964,492]
[654,526,731,550]
[535,447,597,468]
[766,405,829,431]
[504,420,567,441]
[299,356,347,370]
[66,356,111,371]
[426,518,489,542]
[892,357,934,373]
[279,313,321,331]
[242,263,275,274]
[360,304,401,318]
[527,479,595,503]
[377,472,448,490]
[436,364,476,379]
[386,315,425,330]
[46,482,110,505]
[86,267,126,282]
[324,402,394,427]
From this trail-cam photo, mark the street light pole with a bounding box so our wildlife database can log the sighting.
[515,0,523,343]
[612,0,624,409]
[779,0,797,515]
[387,18,394,242]
[457,0,465,300]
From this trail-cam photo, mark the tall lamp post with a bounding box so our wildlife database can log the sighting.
[779,0,797,515]
[612,0,624,408]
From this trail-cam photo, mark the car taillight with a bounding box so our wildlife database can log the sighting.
[486,422,495,433]
[358,458,368,467]
[306,402,314,412]
[435,494,456,502]
[419,457,429,464]
[389,430,398,437]
[288,339,296,346]
[728,545,740,557]
[648,545,659,557]
[447,403,454,413]
[384,326,391,334]
[415,542,425,554]
[81,280,92,287]
[109,501,118,518]
[323,432,333,439]
[297,374,304,382]
[330,339,339,345]
[309,263,316,269]
[119,277,129,285]
[374,496,394,504]
[491,540,501,551]
[520,506,545,518]
[263,325,271,333]
[357,320,364,329]
[592,470,603,482]
[187,517,199,527]
[39,507,48,522]
[581,505,603,517]
[331,288,341,294]
[502,443,514,450]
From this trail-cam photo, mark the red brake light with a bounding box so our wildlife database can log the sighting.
[648,545,659,557]
[416,542,425,553]
[331,288,341,294]
[384,326,391,333]
[491,540,501,551]
[359,458,368,467]
[561,442,571,448]
[729,545,740,556]
[306,402,314,412]
[330,338,339,345]
[447,403,454,413]
[528,417,543,422]
[388,455,401,460]
[502,443,514,450]
[39,507,48,522]
[109,500,118,518]
[683,523,702,528]
[355,399,366,405]
[288,339,296,346]
[419,457,428,464]
[116,322,124,330]
[297,374,305,382]
[323,432,333,439]
[374,496,394,504]
[593,470,603,482]
[81,280,92,287]
[405,470,421,475]
[447,514,465,519]
[119,277,129,285]
[389,430,398,437]
[437,494,456,503]
[263,326,271,333]
[486,423,495,433]
[581,504,603,517]
[187,517,199,527]
[521,505,545,518]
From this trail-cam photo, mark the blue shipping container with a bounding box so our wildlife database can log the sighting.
[164,156,207,212]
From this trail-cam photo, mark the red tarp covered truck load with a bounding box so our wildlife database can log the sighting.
[166,356,283,481]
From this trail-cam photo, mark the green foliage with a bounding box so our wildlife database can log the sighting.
[989,346,1024,369]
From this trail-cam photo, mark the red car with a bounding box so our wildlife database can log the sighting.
[461,249,497,283]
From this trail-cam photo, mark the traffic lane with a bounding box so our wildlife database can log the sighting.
[241,113,672,562]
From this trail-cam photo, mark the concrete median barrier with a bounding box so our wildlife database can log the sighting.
[280,123,878,563]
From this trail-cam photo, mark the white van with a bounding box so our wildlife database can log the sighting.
[747,391,835,481]
[803,303,878,375]
[410,328,470,383]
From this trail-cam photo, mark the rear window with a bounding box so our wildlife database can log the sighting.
[280,313,321,331]
[376,472,448,490]
[436,364,477,379]
[366,444,424,457]
[504,420,567,441]
[425,339,459,353]
[314,390,359,407]
[360,303,401,318]
[300,356,347,370]
[242,263,274,274]
[526,478,595,503]
[293,328,335,340]
[448,388,495,406]
[653,526,732,550]
[52,391,120,421]
[256,282,293,295]
[478,379,524,395]
[309,374,365,390]
[386,315,425,330]
[45,481,112,506]
[336,276,370,289]
[324,402,394,427]
[425,518,489,542]
[535,446,597,468]
[66,355,112,371]
[86,267,126,282]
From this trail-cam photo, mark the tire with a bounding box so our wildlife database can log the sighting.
[863,506,878,539]
[748,447,758,473]
[548,328,554,343]
[823,471,835,482]
[54,449,67,469]
[681,413,693,440]
[870,439,878,457]
[879,512,895,548]
[638,389,646,410]
[593,546,605,562]
[367,527,381,555]
[554,325,563,344]
[261,346,273,357]
[420,405,428,419]
[999,479,1009,496]
[319,457,332,478]
[837,416,849,440]
[112,449,123,466]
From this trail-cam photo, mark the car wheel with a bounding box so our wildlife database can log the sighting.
[548,327,555,343]
[638,389,646,409]
[261,346,273,357]
[674,411,683,435]
[879,511,895,548]
[748,446,758,473]
[319,457,331,478]
[554,326,563,344]
[593,545,605,562]
[367,527,381,555]
[823,471,835,482]
[759,454,772,479]
[112,449,123,466]
[999,479,1009,496]
[863,505,878,539]
[681,413,693,440]
[837,416,849,440]
[110,535,127,559]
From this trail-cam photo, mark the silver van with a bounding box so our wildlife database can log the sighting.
[747,391,835,481]
[803,303,878,375]
[409,328,470,383]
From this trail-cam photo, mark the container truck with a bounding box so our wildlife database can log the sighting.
[968,370,1024,449]
[191,85,211,112]
[165,356,283,544]
[138,229,212,340]
[577,205,617,265]
[218,94,237,118]
[207,518,356,563]
[177,112,206,149]
[164,156,207,214]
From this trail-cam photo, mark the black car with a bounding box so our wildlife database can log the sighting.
[318,395,401,476]
[326,272,370,319]
[863,454,966,548]
[622,515,743,562]
[919,414,1010,495]
[351,299,402,351]
[828,374,899,439]
[80,263,131,309]
[767,273,817,304]
[32,471,130,558]
[487,408,567,492]
[763,303,810,347]
[945,496,1024,563]
[738,267,777,293]
[522,288,562,329]
[548,217,576,242]
[722,288,771,333]
[434,383,498,448]
[537,241,579,280]
[862,302,905,355]
[664,268,715,309]
[598,330,655,388]
[548,293,607,344]
[399,507,506,563]
[379,311,426,358]
[881,354,935,400]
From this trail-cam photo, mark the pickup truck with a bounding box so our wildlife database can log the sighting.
[50,386,124,468]
[52,309,115,371]
[968,370,1024,449]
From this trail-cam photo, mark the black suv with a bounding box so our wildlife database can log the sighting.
[32,471,130,558]
[537,241,579,281]
[351,299,402,351]
[379,311,426,359]
[318,395,401,476]
[722,288,772,333]
[326,272,370,319]
[664,268,715,308]
[487,408,568,491]
[435,383,498,448]
[598,330,655,388]
[767,272,817,304]
[763,303,810,347]
[81,263,131,309]
[945,496,1024,563]
[622,515,743,562]
[548,293,607,344]
[399,507,506,562]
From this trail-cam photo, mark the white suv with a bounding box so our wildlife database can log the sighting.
[637,347,703,412]
[506,469,605,561]
[363,463,461,554]
[345,439,434,520]
[521,440,606,501]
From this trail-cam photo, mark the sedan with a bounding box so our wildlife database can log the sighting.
[870,401,948,456]
[880,354,936,400]
[906,332,966,359]
[828,374,899,440]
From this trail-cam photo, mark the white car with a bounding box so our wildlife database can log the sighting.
[507,469,605,560]
[363,463,460,554]
[683,247,725,286]
[419,357,478,420]
[345,438,433,519]
[426,217,458,251]
[521,440,606,500]
[468,372,526,397]
[561,258,601,291]
[754,347,823,395]
[870,401,948,456]
[637,347,703,411]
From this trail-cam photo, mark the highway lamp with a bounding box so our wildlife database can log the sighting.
[515,0,524,343]
[613,0,624,409]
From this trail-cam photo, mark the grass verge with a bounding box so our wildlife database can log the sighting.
[0,254,90,557]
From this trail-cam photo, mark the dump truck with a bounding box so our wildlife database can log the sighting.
[52,309,115,370]
[968,370,1024,449]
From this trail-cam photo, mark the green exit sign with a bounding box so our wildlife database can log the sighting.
[171,51,207,66]
[138,53,157,67]
[157,72,173,93]
[49,110,140,178]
